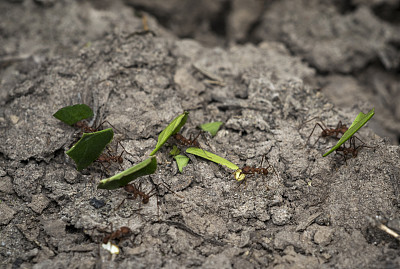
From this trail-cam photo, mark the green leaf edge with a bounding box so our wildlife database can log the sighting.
[200,121,223,136]
[66,128,114,171]
[150,112,189,156]
[53,104,93,126]
[186,147,238,170]
[323,108,375,157]
[174,154,190,173]
[97,157,157,190]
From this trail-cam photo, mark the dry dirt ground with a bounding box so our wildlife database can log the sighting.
[1,1,399,268]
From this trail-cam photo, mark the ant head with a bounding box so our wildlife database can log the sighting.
[143,197,149,204]
[234,169,246,181]
[242,166,252,173]
[118,156,123,163]
[120,226,131,235]
[124,184,134,192]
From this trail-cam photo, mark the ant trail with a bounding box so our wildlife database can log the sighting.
[234,155,279,187]
[302,117,348,146]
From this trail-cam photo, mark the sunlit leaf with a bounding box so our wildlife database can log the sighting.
[66,128,113,171]
[323,108,375,157]
[200,121,223,136]
[174,155,189,173]
[186,147,238,170]
[53,104,93,126]
[150,112,189,156]
[97,157,157,190]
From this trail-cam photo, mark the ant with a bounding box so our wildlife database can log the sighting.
[75,120,120,134]
[335,136,374,163]
[304,117,348,146]
[123,182,156,205]
[96,141,133,172]
[97,224,132,255]
[234,155,279,184]
[117,181,156,211]
[173,132,201,148]
[102,225,132,245]
[117,178,184,218]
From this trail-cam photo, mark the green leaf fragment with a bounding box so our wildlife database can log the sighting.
[174,155,190,173]
[66,128,114,171]
[97,157,157,190]
[170,145,180,156]
[200,121,223,136]
[150,112,189,156]
[323,108,375,157]
[186,147,238,170]
[53,104,93,125]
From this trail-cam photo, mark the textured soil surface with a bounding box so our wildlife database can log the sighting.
[1,1,399,268]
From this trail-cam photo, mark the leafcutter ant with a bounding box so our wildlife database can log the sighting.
[335,136,374,163]
[96,141,132,172]
[117,178,184,219]
[75,119,121,134]
[116,181,156,211]
[234,155,279,185]
[304,117,348,146]
[98,224,132,255]
[102,225,132,245]
[173,131,212,158]
[123,182,156,205]
[173,132,201,148]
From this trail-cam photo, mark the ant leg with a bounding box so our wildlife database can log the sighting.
[97,120,122,134]
[116,141,134,158]
[116,198,127,210]
[144,187,157,202]
[158,180,185,199]
[264,157,280,179]
[301,116,321,126]
[336,121,343,130]
[260,155,265,167]
[306,123,324,146]
[99,161,111,174]
[352,135,376,149]
[192,131,201,143]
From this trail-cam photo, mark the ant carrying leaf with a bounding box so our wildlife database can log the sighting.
[97,157,157,190]
[172,130,213,172]
[323,108,374,157]
[234,155,279,185]
[66,128,114,171]
[100,224,132,255]
[334,136,375,164]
